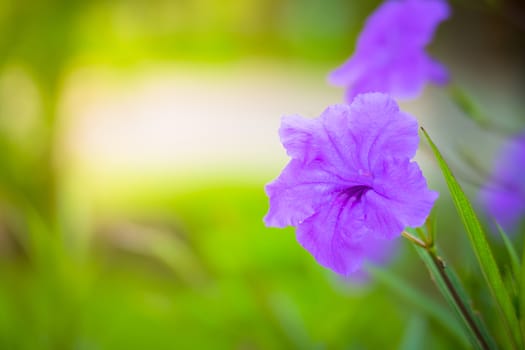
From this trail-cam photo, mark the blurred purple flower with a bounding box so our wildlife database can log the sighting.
[480,132,525,232]
[329,0,450,102]
[264,93,438,275]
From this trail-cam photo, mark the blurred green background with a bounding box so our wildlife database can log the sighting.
[0,0,523,349]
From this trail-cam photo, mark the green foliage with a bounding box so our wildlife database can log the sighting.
[422,127,523,349]
[398,314,427,350]
[498,225,521,284]
[448,85,489,128]
[371,266,469,347]
[0,185,412,349]
[0,1,521,349]
[411,228,495,350]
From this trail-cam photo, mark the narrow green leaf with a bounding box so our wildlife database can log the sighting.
[497,224,521,282]
[411,243,496,350]
[519,238,525,336]
[268,293,315,350]
[448,85,508,135]
[398,314,427,350]
[422,127,522,349]
[370,267,470,348]
[429,218,436,246]
[449,85,488,127]
[423,210,437,246]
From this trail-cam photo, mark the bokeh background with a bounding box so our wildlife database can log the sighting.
[0,0,523,349]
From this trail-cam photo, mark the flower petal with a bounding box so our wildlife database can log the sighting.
[425,56,450,85]
[295,191,372,275]
[329,0,450,101]
[346,93,419,171]
[280,108,361,174]
[368,158,439,237]
[480,132,525,231]
[480,187,525,232]
[359,0,450,49]
[295,190,400,275]
[264,159,344,228]
[279,114,318,162]
[264,94,437,276]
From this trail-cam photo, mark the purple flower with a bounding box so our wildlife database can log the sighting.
[480,132,525,232]
[264,93,438,275]
[329,0,450,102]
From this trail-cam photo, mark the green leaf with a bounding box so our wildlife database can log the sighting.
[520,238,525,336]
[449,85,488,127]
[398,314,427,350]
[448,85,509,135]
[370,267,470,348]
[497,224,521,283]
[410,238,496,350]
[422,127,522,349]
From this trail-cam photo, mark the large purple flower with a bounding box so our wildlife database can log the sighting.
[264,93,438,275]
[480,132,525,232]
[329,0,450,102]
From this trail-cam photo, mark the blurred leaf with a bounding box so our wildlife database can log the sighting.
[448,85,509,135]
[497,224,521,283]
[449,85,488,127]
[370,267,469,347]
[422,127,521,349]
[426,210,437,246]
[268,293,318,350]
[398,314,427,350]
[520,237,525,337]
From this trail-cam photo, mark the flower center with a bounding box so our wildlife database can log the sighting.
[344,185,372,204]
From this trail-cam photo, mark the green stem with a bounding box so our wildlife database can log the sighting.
[403,231,493,350]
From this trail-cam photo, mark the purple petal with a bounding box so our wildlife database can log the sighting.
[295,191,373,275]
[480,132,525,231]
[264,93,437,276]
[295,189,402,275]
[294,158,432,275]
[281,95,419,177]
[480,187,525,232]
[279,114,318,162]
[362,236,399,265]
[344,238,400,283]
[425,56,450,85]
[346,93,419,170]
[329,0,451,101]
[264,159,343,228]
[358,0,450,50]
[279,106,356,173]
[367,158,439,236]
[293,158,437,275]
